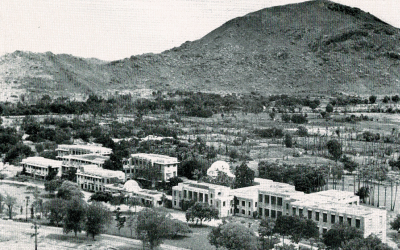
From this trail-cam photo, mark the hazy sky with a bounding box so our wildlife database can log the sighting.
[1,0,399,61]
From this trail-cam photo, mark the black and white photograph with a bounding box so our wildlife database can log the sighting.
[1,0,400,249]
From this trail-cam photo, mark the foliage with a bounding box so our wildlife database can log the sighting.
[258,162,326,193]
[341,234,393,250]
[4,143,34,164]
[369,95,377,104]
[362,131,380,142]
[284,133,293,148]
[115,207,126,234]
[274,215,319,244]
[356,186,370,203]
[103,153,123,171]
[327,139,342,161]
[179,158,208,180]
[39,150,58,160]
[326,104,334,113]
[390,214,400,232]
[201,171,235,188]
[45,167,59,181]
[259,217,276,250]
[57,181,84,200]
[185,202,219,225]
[44,178,63,194]
[163,217,192,238]
[44,198,67,227]
[5,194,17,219]
[135,208,171,249]
[85,202,112,239]
[63,198,87,237]
[290,114,308,124]
[208,222,258,250]
[254,127,284,138]
[89,191,113,203]
[340,155,358,173]
[297,126,308,137]
[323,223,363,249]
[234,162,255,188]
[61,168,77,182]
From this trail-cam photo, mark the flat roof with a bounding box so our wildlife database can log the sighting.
[21,157,62,168]
[307,190,358,201]
[290,199,384,217]
[56,144,112,153]
[59,154,109,163]
[182,180,231,191]
[77,165,124,178]
[131,153,179,164]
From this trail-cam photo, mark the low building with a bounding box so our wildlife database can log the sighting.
[56,144,112,157]
[76,165,124,192]
[170,177,386,242]
[172,180,233,217]
[124,153,178,182]
[289,198,386,242]
[104,180,165,207]
[59,154,110,175]
[20,157,62,179]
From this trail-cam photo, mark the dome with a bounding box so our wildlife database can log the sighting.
[207,161,235,178]
[124,180,142,193]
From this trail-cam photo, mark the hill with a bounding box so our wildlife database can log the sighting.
[1,0,400,101]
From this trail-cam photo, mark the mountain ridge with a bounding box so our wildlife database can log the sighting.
[1,0,400,102]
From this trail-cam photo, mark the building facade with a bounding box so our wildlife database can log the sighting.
[56,144,112,157]
[172,180,233,217]
[124,153,178,182]
[20,157,62,179]
[171,178,386,242]
[76,165,124,192]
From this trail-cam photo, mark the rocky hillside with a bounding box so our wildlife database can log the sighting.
[1,0,400,101]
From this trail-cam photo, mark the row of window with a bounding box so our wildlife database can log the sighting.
[258,208,283,218]
[258,194,283,206]
[183,190,209,203]
[291,207,361,228]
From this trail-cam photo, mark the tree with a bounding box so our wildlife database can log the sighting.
[327,140,342,161]
[269,112,276,120]
[127,197,142,214]
[234,162,255,188]
[297,126,308,137]
[135,208,169,249]
[259,217,277,250]
[274,215,294,244]
[5,194,17,219]
[115,207,126,234]
[341,234,392,250]
[45,166,58,181]
[185,202,219,225]
[326,104,334,113]
[392,95,400,103]
[61,168,76,182]
[89,191,112,203]
[284,134,293,148]
[0,193,3,214]
[45,178,63,194]
[63,198,87,237]
[85,202,112,239]
[390,214,400,233]
[57,181,84,200]
[323,223,363,249]
[208,222,258,250]
[163,217,192,238]
[356,186,370,203]
[369,95,377,104]
[44,198,67,227]
[4,143,34,164]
